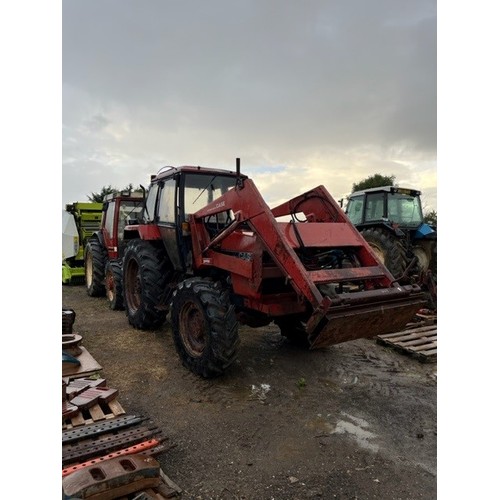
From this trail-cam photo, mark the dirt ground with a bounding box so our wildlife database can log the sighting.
[62,284,437,500]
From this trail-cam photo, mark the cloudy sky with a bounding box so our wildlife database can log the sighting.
[62,0,437,211]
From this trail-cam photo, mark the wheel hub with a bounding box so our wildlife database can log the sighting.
[369,244,386,265]
[106,270,115,301]
[180,301,206,357]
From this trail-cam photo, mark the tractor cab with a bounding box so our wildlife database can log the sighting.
[101,191,145,260]
[129,166,242,272]
[345,186,426,231]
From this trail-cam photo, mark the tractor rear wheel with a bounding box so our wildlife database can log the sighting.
[84,238,107,297]
[360,227,407,279]
[105,260,125,310]
[275,315,310,348]
[171,278,240,378]
[123,240,170,330]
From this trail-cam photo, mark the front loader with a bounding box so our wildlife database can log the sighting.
[122,160,426,377]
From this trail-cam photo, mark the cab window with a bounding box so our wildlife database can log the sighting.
[145,184,159,222]
[346,196,364,224]
[158,178,177,223]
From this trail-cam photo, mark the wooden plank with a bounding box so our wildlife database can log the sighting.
[63,399,126,430]
[423,348,437,356]
[376,323,437,363]
[70,413,85,427]
[411,342,437,352]
[394,336,437,347]
[379,325,436,339]
[108,399,126,416]
[88,404,106,421]
[378,333,434,345]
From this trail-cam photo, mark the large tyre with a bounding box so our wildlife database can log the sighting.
[84,238,107,297]
[275,315,310,348]
[413,240,437,277]
[123,240,170,330]
[360,227,407,279]
[105,260,125,310]
[171,278,240,378]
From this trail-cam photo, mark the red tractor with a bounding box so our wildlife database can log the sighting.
[84,190,145,310]
[121,160,426,378]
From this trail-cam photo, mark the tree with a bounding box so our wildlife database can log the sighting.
[423,210,437,227]
[352,174,396,193]
[87,185,118,203]
[87,184,144,203]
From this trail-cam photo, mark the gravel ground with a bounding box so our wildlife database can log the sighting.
[62,284,437,499]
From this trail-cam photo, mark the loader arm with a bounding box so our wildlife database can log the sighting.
[190,178,426,348]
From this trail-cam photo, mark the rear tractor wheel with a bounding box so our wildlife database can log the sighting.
[360,227,408,280]
[105,260,125,310]
[123,240,171,330]
[171,278,240,378]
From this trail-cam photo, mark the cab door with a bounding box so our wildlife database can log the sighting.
[157,177,183,270]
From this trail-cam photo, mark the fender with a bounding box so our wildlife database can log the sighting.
[124,223,162,241]
[414,223,437,240]
[356,221,406,238]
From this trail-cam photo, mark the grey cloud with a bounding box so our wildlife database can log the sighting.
[62,0,436,208]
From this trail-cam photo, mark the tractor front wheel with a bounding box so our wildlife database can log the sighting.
[84,238,107,297]
[123,240,170,330]
[171,278,240,378]
[105,260,125,310]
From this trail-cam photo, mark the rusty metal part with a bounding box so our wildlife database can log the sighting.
[62,333,83,356]
[62,454,161,499]
[62,438,163,477]
[179,300,206,357]
[138,441,177,457]
[62,307,76,335]
[62,424,163,466]
[62,415,147,445]
[306,285,426,348]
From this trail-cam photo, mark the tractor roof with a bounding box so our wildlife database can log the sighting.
[103,191,144,202]
[349,186,421,198]
[152,165,246,182]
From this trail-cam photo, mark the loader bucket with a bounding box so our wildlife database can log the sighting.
[307,286,427,349]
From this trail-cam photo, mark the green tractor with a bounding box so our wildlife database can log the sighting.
[62,202,103,285]
[344,186,437,310]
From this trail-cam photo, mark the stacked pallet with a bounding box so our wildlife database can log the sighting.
[61,307,181,499]
[376,315,437,363]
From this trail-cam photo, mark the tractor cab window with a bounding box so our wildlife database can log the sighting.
[345,196,364,225]
[364,193,385,222]
[158,179,177,224]
[183,174,236,222]
[387,194,423,227]
[145,183,159,222]
[118,200,144,238]
[104,201,116,234]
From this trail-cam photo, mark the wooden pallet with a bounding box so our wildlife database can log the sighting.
[376,323,437,363]
[63,398,126,430]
